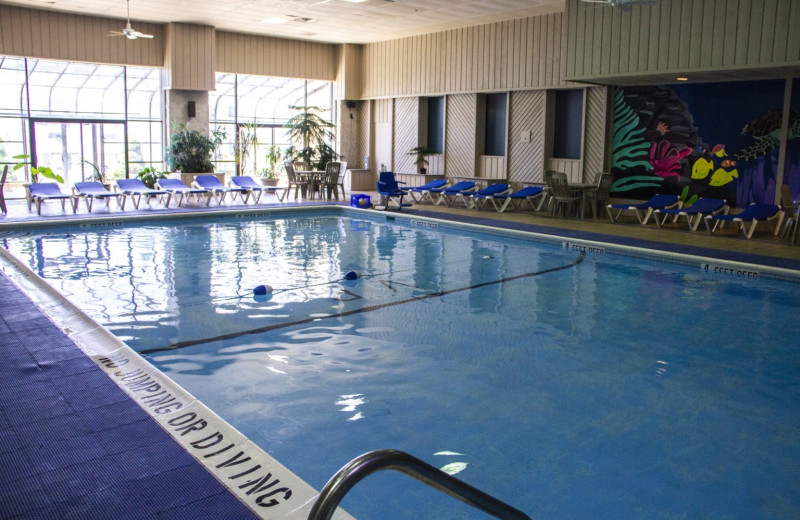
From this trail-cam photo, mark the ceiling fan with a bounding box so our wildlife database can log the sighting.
[109,0,153,40]
[581,0,656,9]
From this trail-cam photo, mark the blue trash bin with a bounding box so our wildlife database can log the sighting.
[350,194,371,208]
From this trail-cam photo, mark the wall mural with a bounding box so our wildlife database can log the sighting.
[611,79,799,208]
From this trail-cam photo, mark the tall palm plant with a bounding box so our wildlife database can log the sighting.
[284,105,335,167]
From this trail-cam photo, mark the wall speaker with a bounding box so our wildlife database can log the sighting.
[344,100,356,109]
[187,101,196,118]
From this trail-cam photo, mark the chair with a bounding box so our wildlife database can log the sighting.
[117,179,168,210]
[285,161,309,200]
[653,198,727,231]
[548,171,580,217]
[403,178,448,203]
[606,194,680,225]
[778,184,798,241]
[435,181,477,207]
[704,203,784,239]
[27,182,77,215]
[467,183,512,210]
[336,161,348,200]
[376,171,410,210]
[194,175,248,204]
[319,162,342,200]
[155,178,211,207]
[0,165,7,214]
[487,186,547,213]
[230,176,286,203]
[72,181,124,212]
[588,173,614,219]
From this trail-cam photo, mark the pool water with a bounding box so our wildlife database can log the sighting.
[3,212,799,520]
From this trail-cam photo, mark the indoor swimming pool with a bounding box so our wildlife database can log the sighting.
[2,209,799,520]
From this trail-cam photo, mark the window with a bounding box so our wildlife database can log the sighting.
[484,93,507,156]
[427,96,444,153]
[0,56,163,184]
[210,73,333,176]
[553,89,584,159]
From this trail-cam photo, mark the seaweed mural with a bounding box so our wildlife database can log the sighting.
[649,139,691,179]
[611,89,659,194]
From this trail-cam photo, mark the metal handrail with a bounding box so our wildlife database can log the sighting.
[307,449,531,520]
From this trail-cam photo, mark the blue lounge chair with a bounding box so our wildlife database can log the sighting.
[704,203,784,239]
[116,179,167,210]
[73,181,124,212]
[606,194,680,225]
[27,182,76,215]
[193,175,249,204]
[376,171,411,210]
[155,178,211,207]
[653,197,727,231]
[488,186,547,213]
[402,178,448,203]
[230,176,286,203]
[435,181,477,207]
[467,183,512,210]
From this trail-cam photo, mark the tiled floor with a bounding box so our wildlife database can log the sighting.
[0,191,798,519]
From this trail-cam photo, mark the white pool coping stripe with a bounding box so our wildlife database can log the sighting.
[0,247,354,520]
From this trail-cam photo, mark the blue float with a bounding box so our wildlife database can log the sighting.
[344,270,359,281]
[253,284,273,296]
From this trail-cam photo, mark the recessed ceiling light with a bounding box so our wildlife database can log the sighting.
[676,77,689,81]
[340,0,368,3]
[262,16,289,24]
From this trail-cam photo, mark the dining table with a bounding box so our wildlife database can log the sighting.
[296,170,325,199]
[568,182,597,219]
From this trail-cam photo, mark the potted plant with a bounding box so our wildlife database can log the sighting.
[407,146,438,174]
[260,145,282,186]
[284,105,338,169]
[165,123,225,173]
[13,154,63,183]
[235,122,258,176]
[136,166,167,189]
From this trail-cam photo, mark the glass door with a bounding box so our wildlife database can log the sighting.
[31,120,126,186]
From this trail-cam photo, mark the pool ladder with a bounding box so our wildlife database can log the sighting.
[308,449,531,520]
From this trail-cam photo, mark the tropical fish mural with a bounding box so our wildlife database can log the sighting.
[611,80,795,207]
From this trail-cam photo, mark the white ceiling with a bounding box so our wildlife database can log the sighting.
[2,0,566,44]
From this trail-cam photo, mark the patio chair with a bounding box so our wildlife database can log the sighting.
[435,181,477,207]
[73,181,124,212]
[487,186,547,213]
[548,171,580,217]
[704,203,784,239]
[402,178,448,203]
[319,162,342,200]
[606,194,680,225]
[28,182,77,215]
[653,197,727,231]
[193,175,249,204]
[467,183,512,210]
[588,173,614,218]
[285,161,309,200]
[0,165,7,214]
[155,178,212,207]
[116,179,168,210]
[376,171,411,210]
[336,161,348,200]
[230,176,286,203]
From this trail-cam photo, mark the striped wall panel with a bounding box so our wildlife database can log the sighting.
[357,100,371,170]
[480,156,507,179]
[0,5,163,67]
[564,0,800,82]
[215,31,337,81]
[393,97,419,173]
[547,159,582,182]
[445,94,478,177]
[361,13,566,99]
[582,86,608,183]
[508,90,547,184]
[165,24,215,91]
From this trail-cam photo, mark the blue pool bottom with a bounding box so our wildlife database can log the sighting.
[0,271,257,520]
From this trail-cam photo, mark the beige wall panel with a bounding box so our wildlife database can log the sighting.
[393,97,419,173]
[547,159,582,182]
[445,94,477,177]
[360,13,566,99]
[0,5,163,67]
[480,156,506,179]
[215,31,336,81]
[358,100,371,170]
[583,87,608,183]
[564,0,800,82]
[165,23,215,91]
[508,90,546,184]
[335,44,363,100]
